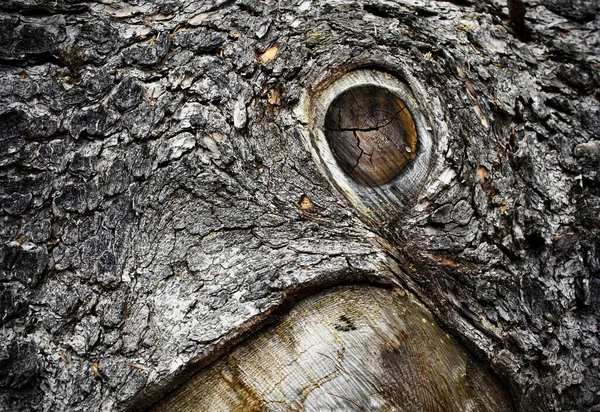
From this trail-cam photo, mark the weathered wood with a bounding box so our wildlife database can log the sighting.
[324,86,418,186]
[153,285,513,411]
[302,69,435,220]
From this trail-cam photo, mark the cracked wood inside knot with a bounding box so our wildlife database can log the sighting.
[324,86,418,186]
[151,285,513,411]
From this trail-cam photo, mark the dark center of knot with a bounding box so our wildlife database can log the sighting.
[324,85,418,186]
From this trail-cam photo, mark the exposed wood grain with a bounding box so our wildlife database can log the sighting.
[303,69,436,220]
[152,285,513,412]
[325,86,418,187]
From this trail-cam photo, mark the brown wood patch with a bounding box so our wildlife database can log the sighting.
[324,86,418,186]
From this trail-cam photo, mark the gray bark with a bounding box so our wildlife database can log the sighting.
[0,0,598,411]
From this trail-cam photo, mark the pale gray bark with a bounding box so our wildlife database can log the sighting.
[0,0,598,411]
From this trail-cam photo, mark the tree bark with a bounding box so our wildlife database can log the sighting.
[0,0,598,411]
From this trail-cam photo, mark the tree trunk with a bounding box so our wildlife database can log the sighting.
[0,0,598,411]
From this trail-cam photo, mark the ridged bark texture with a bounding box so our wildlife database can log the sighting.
[0,0,598,411]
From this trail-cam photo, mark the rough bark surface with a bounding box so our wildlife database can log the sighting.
[0,0,598,411]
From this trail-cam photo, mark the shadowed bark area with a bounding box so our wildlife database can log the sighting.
[153,285,513,412]
[0,0,598,411]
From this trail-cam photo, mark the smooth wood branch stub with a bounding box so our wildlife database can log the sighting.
[151,285,514,411]
[324,85,418,186]
[300,69,436,221]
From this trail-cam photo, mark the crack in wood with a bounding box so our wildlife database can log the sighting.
[324,85,418,186]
